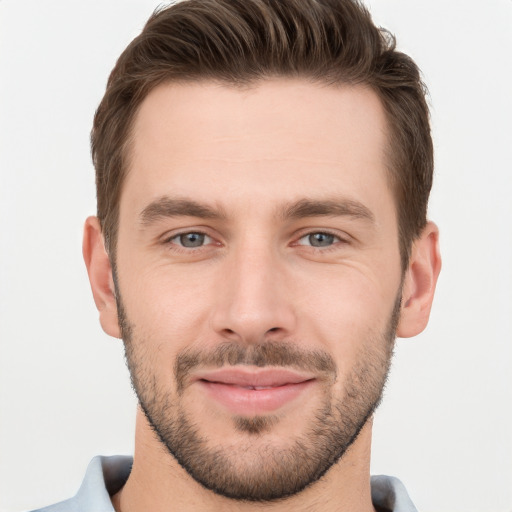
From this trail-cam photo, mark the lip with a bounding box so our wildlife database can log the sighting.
[192,367,316,415]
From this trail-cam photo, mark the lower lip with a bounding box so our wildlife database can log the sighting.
[198,380,315,415]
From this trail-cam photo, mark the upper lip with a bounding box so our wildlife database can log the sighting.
[192,367,316,388]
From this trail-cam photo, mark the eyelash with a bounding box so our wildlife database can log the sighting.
[163,231,216,252]
[293,230,348,252]
[162,229,349,253]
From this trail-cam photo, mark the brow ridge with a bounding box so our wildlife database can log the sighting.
[139,195,374,225]
[280,198,375,222]
[139,197,226,225]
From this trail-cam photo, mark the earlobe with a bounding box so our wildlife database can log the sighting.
[397,222,442,338]
[82,216,121,339]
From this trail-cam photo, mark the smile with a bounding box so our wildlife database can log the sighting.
[192,368,317,415]
[229,385,282,390]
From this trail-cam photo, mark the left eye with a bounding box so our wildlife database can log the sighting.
[297,232,339,248]
[170,232,212,248]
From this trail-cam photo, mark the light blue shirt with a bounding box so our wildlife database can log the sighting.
[31,456,418,512]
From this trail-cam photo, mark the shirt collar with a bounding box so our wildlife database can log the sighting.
[74,456,417,512]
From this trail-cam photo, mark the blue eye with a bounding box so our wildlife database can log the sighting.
[171,232,211,248]
[298,232,338,247]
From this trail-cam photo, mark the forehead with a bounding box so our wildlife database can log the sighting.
[123,79,392,214]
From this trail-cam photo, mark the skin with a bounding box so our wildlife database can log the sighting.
[83,79,441,512]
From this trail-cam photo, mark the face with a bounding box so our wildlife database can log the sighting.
[114,80,404,501]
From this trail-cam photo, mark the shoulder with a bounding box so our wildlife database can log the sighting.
[28,456,133,512]
[371,475,418,512]
[29,497,81,512]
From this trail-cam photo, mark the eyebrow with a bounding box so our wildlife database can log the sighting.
[280,198,375,223]
[139,195,375,225]
[139,197,227,225]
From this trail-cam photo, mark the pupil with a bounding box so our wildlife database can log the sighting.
[310,233,334,247]
[181,233,204,247]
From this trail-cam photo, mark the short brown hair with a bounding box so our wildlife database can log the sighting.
[91,0,433,268]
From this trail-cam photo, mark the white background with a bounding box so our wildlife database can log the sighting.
[0,1,511,511]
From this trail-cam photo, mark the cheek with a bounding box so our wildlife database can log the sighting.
[119,264,217,353]
[299,261,397,323]
[298,267,398,371]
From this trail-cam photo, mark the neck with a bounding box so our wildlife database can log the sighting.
[112,408,376,512]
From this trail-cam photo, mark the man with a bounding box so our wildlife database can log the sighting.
[33,0,441,510]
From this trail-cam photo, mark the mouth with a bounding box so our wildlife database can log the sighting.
[192,367,317,415]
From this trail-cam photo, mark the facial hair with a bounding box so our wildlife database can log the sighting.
[117,292,400,502]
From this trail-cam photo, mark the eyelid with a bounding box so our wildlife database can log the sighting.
[171,232,212,247]
[158,226,352,251]
[160,225,211,240]
[160,227,220,248]
[292,228,352,246]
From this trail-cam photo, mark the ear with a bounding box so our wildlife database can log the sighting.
[397,221,442,338]
[82,216,121,339]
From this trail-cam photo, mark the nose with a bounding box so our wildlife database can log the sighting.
[211,243,297,345]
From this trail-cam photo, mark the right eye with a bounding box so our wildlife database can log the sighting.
[297,232,339,248]
[168,232,213,248]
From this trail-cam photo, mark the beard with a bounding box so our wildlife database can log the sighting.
[117,292,400,503]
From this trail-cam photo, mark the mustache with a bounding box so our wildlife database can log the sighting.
[174,341,337,394]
